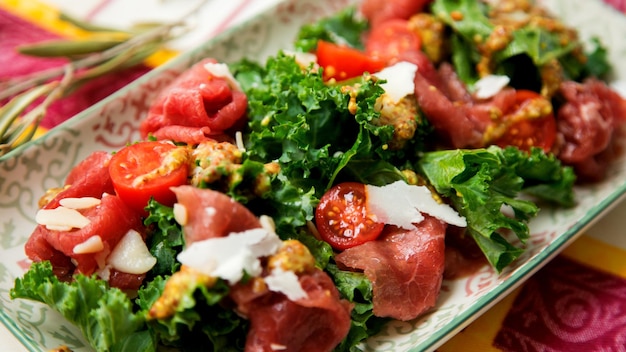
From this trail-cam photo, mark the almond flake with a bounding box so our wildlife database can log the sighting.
[173,203,188,226]
[45,224,73,232]
[270,343,287,351]
[59,197,101,209]
[73,235,104,254]
[36,206,90,230]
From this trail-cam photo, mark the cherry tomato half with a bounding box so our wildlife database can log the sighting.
[493,90,557,152]
[109,141,190,214]
[315,182,385,250]
[365,19,422,64]
[315,40,386,81]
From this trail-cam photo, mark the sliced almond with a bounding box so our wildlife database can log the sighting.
[36,206,90,230]
[59,197,101,209]
[173,203,188,226]
[73,235,104,254]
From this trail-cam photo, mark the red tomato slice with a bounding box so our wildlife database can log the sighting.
[315,182,384,250]
[365,19,422,64]
[109,141,190,214]
[493,90,557,152]
[315,40,386,81]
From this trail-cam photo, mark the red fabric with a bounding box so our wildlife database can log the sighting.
[604,0,626,12]
[494,256,626,351]
[0,8,150,129]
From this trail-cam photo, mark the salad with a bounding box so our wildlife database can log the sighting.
[9,0,626,351]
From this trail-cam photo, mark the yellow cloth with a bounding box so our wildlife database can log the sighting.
[0,0,177,65]
[0,0,177,138]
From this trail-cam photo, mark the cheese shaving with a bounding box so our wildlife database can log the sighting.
[366,181,466,229]
[373,61,418,103]
[177,228,282,285]
[473,74,510,99]
[611,80,626,99]
[265,267,308,301]
[204,62,242,91]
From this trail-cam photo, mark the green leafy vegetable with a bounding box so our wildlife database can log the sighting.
[10,261,152,352]
[580,38,611,79]
[294,6,369,52]
[326,264,388,351]
[137,277,248,351]
[419,146,575,271]
[144,199,184,277]
[233,53,398,196]
[431,0,610,86]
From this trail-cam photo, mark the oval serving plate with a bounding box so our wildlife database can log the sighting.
[1,0,626,351]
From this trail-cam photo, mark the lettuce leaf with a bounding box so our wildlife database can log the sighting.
[232,53,398,197]
[10,261,153,352]
[136,277,247,351]
[431,0,609,86]
[418,146,575,271]
[144,199,184,277]
[294,6,369,52]
[326,264,388,352]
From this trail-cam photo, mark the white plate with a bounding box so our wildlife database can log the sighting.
[1,0,626,351]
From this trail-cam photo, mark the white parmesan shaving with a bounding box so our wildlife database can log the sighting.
[366,181,466,229]
[473,74,510,99]
[283,50,318,68]
[108,230,157,275]
[373,61,418,103]
[177,228,283,285]
[36,206,90,230]
[173,203,188,226]
[59,197,101,209]
[204,62,242,91]
[611,80,626,99]
[73,235,104,254]
[264,267,308,301]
